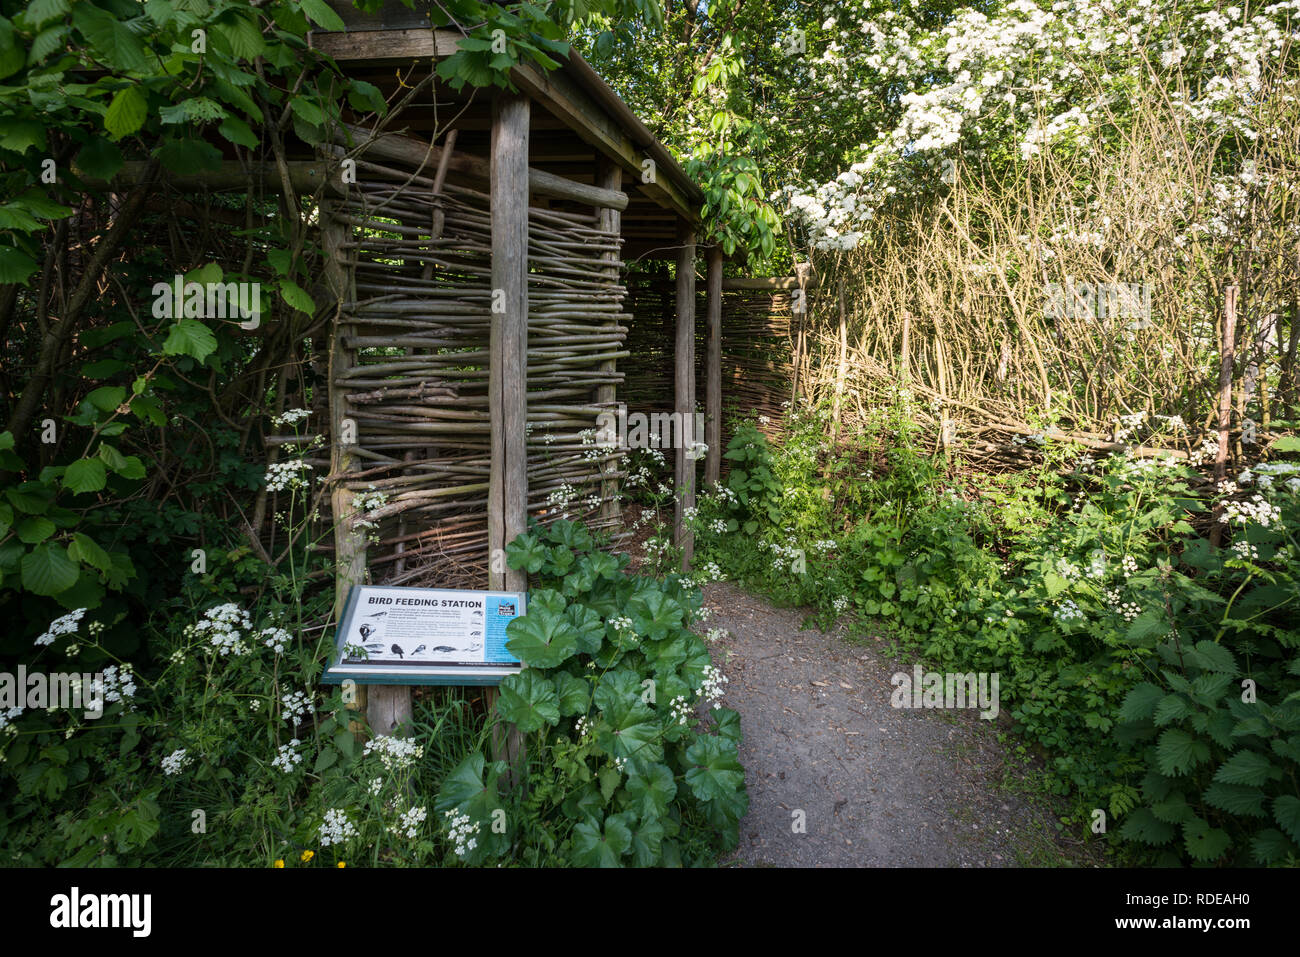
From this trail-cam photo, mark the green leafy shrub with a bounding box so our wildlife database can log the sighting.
[693,396,1300,865]
[719,420,783,536]
[435,519,747,867]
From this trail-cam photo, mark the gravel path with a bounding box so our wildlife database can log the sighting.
[700,581,1085,867]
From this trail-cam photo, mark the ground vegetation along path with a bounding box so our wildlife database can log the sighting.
[699,582,1096,867]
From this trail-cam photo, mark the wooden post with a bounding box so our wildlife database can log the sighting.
[704,246,723,488]
[323,197,380,735]
[596,157,623,531]
[674,222,696,569]
[487,92,530,781]
[1211,284,1238,547]
[488,92,530,592]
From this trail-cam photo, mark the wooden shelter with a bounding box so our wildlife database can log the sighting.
[306,11,732,657]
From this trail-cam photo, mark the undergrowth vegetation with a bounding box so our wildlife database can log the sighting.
[693,403,1300,867]
[1,513,741,867]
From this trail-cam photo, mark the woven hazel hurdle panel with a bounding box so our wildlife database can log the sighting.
[329,158,630,588]
[620,276,794,482]
[719,287,795,448]
[621,272,677,419]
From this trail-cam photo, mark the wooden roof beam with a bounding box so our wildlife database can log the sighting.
[338,122,628,210]
[509,60,699,224]
[309,27,461,64]
[308,27,700,222]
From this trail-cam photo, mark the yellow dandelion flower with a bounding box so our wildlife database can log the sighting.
[300,850,314,863]
[274,860,285,868]
[337,862,346,868]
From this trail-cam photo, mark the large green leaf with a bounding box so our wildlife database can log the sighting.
[1274,795,1300,843]
[0,245,37,284]
[1250,828,1298,864]
[21,544,79,596]
[69,533,112,574]
[0,117,45,155]
[504,532,546,573]
[1190,673,1233,708]
[299,0,347,31]
[527,588,567,616]
[643,633,689,672]
[505,608,578,668]
[495,670,559,733]
[684,734,744,803]
[86,386,125,412]
[571,812,632,867]
[217,116,259,149]
[1182,816,1231,862]
[73,4,148,72]
[1153,694,1193,727]
[703,781,749,835]
[630,588,683,640]
[432,752,509,862]
[546,518,592,551]
[346,79,388,116]
[1214,749,1278,787]
[552,671,590,717]
[1118,807,1176,845]
[1150,791,1194,824]
[63,459,107,494]
[595,670,662,766]
[712,706,742,745]
[15,517,54,544]
[625,762,676,818]
[28,25,67,66]
[211,13,265,60]
[0,18,25,78]
[1202,781,1268,818]
[1155,728,1209,777]
[27,0,71,29]
[629,817,664,867]
[566,604,605,655]
[1187,640,1238,676]
[162,319,217,362]
[278,279,315,315]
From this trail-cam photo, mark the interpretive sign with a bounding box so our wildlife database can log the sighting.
[321,585,527,686]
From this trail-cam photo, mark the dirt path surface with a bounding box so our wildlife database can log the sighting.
[700,581,1084,867]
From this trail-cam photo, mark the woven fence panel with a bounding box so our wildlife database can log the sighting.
[329,159,628,588]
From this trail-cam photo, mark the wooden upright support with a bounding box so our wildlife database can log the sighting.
[704,246,723,488]
[596,157,623,532]
[323,198,391,735]
[674,222,697,570]
[488,93,531,592]
[488,92,530,782]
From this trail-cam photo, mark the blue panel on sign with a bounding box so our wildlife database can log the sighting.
[484,593,521,664]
